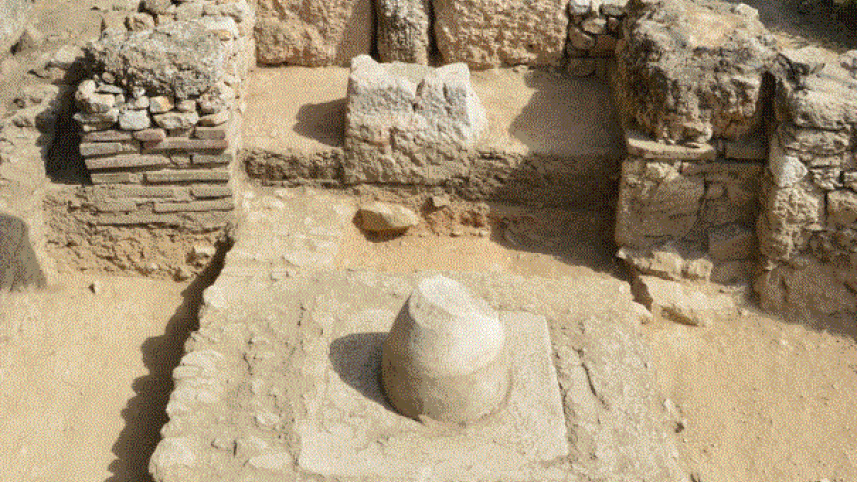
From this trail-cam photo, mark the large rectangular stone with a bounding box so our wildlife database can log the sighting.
[90,172,142,184]
[81,130,135,143]
[153,199,234,213]
[143,137,229,153]
[191,185,232,199]
[85,154,171,171]
[80,141,140,158]
[145,169,230,183]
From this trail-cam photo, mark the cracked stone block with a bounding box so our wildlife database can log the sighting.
[344,55,486,184]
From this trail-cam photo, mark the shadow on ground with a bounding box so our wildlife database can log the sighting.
[329,331,399,415]
[105,238,231,482]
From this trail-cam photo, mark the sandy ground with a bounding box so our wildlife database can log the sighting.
[0,0,856,481]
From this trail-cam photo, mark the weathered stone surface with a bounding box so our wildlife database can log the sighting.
[91,172,141,184]
[356,202,419,233]
[82,130,134,143]
[190,185,232,199]
[778,61,857,131]
[118,109,151,131]
[85,154,170,171]
[434,0,570,69]
[376,0,432,64]
[615,0,778,143]
[75,79,117,113]
[254,0,373,66]
[154,199,234,213]
[615,160,705,247]
[133,128,167,142]
[85,20,226,100]
[344,56,486,184]
[757,180,824,261]
[149,96,174,114]
[153,111,199,131]
[768,136,807,187]
[626,130,716,161]
[633,275,737,326]
[382,275,510,424]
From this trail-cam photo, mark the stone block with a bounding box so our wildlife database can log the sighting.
[191,153,233,166]
[153,111,199,130]
[190,185,232,199]
[254,0,373,66]
[85,154,171,171]
[434,0,569,69]
[80,141,140,158]
[192,126,227,140]
[344,56,486,184]
[376,0,432,64]
[114,185,181,198]
[82,130,134,143]
[153,199,234,213]
[118,109,151,131]
[197,110,230,126]
[356,202,420,233]
[633,276,737,326]
[91,172,141,184]
[145,169,229,183]
[149,96,174,114]
[73,109,119,131]
[133,128,167,142]
[144,137,229,153]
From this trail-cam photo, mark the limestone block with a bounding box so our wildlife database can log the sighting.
[376,0,432,64]
[768,135,807,188]
[118,108,151,131]
[254,0,373,66]
[344,55,486,184]
[356,202,420,233]
[633,275,737,327]
[85,20,226,99]
[615,0,778,143]
[153,111,199,130]
[381,275,511,423]
[434,0,570,69]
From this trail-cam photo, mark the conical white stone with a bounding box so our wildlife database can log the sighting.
[381,275,510,424]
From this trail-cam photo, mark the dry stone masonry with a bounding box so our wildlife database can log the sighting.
[61,1,255,277]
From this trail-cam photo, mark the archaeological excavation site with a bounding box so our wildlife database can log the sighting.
[1,0,857,480]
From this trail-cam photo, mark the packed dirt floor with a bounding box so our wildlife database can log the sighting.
[1,1,856,482]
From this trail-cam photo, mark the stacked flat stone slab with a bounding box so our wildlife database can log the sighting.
[73,11,255,228]
[344,55,486,184]
[254,0,373,66]
[756,48,857,317]
[434,0,570,69]
[566,0,628,76]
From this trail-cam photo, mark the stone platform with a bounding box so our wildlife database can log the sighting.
[241,67,624,208]
[150,188,687,482]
